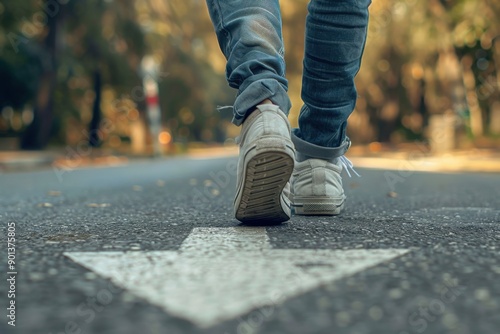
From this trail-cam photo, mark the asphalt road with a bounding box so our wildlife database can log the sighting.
[0,155,499,334]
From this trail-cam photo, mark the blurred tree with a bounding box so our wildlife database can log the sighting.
[0,0,146,149]
[0,2,40,116]
[63,0,146,147]
[0,0,66,149]
[351,0,500,146]
[137,0,234,144]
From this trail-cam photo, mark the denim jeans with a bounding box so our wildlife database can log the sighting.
[206,0,370,159]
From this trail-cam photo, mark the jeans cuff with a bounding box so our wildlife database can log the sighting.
[291,129,351,161]
[232,79,291,126]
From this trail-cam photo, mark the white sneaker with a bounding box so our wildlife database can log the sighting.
[291,158,346,215]
[234,104,295,224]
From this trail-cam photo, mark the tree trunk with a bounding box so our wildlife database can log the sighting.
[377,98,400,142]
[89,70,102,147]
[461,56,484,137]
[494,38,500,92]
[20,1,60,150]
[20,72,56,149]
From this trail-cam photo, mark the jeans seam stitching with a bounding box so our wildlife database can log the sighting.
[212,0,233,58]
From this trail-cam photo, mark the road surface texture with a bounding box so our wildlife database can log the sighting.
[1,155,499,334]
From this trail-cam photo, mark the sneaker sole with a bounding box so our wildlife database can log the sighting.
[292,196,345,216]
[235,139,294,224]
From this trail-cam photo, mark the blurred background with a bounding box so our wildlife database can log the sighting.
[0,0,499,163]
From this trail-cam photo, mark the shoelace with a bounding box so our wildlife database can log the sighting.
[216,105,234,112]
[339,155,360,178]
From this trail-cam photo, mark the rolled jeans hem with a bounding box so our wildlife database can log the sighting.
[291,130,350,160]
[232,79,291,126]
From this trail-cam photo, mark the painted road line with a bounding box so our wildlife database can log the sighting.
[64,227,409,328]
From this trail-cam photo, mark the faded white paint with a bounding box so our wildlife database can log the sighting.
[64,227,409,328]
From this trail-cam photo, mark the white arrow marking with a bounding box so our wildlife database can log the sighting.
[64,227,409,328]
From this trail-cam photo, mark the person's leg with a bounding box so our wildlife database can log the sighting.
[292,0,371,159]
[291,0,370,216]
[205,0,291,123]
[205,0,295,223]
